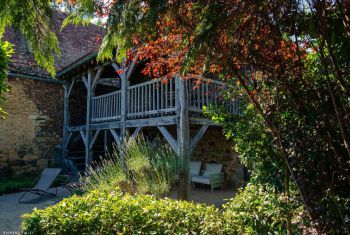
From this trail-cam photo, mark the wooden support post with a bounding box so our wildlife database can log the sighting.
[120,67,129,140]
[62,80,75,170]
[84,71,93,167]
[176,75,191,200]
[61,82,69,169]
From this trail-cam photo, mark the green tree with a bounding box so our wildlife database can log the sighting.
[62,0,350,233]
[0,0,61,115]
[0,40,12,118]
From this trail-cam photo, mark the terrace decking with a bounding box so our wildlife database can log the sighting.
[61,59,240,173]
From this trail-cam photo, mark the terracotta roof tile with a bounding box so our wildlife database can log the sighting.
[3,10,105,78]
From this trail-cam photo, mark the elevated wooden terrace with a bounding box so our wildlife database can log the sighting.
[61,59,240,177]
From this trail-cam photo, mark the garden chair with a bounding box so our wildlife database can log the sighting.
[18,168,61,203]
[189,161,202,180]
[191,163,224,191]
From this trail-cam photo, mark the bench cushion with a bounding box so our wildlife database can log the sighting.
[191,175,210,185]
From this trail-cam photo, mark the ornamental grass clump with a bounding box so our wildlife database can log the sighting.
[78,135,180,197]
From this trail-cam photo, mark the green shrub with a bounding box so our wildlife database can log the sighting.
[22,190,228,235]
[0,175,36,195]
[223,183,305,234]
[79,135,180,197]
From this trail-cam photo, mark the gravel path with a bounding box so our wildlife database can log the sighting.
[0,187,70,234]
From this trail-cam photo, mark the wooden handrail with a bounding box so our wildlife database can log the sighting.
[90,76,239,123]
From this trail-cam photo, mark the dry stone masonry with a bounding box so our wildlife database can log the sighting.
[0,77,63,176]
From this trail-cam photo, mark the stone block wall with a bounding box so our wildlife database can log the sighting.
[0,77,63,176]
[192,126,244,187]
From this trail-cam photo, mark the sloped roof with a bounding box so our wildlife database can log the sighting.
[3,10,105,79]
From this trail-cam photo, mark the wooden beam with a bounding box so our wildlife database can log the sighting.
[62,81,70,169]
[190,125,208,152]
[132,127,142,139]
[112,62,121,71]
[176,75,191,200]
[126,57,138,80]
[189,117,217,126]
[89,129,101,150]
[85,70,93,166]
[110,129,121,146]
[82,75,88,89]
[125,115,177,128]
[80,130,87,147]
[120,66,128,139]
[92,67,103,91]
[65,132,73,148]
[67,80,75,98]
[104,130,108,155]
[158,126,178,153]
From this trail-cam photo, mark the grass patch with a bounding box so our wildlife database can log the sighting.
[0,175,36,195]
[0,173,69,195]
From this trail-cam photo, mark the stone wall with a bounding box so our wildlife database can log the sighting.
[141,125,244,188]
[0,77,63,176]
[192,126,244,187]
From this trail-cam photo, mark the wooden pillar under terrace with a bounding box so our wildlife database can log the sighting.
[85,70,93,166]
[176,76,191,200]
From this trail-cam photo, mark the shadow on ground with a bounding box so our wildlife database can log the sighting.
[0,187,70,234]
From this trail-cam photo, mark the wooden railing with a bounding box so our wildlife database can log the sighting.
[188,78,241,115]
[91,90,121,123]
[90,77,240,123]
[127,78,177,118]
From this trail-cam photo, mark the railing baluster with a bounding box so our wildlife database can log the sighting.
[148,84,151,113]
[165,81,168,109]
[170,79,173,108]
[160,81,163,110]
[153,82,155,111]
[201,81,205,109]
[137,87,140,116]
[130,88,132,115]
[157,81,160,111]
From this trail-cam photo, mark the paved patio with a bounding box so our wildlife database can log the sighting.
[0,185,236,234]
[0,187,70,234]
[169,185,236,207]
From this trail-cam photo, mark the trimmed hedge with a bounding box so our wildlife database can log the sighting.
[21,190,231,235]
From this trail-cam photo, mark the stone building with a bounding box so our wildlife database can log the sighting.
[0,11,104,176]
[0,10,243,187]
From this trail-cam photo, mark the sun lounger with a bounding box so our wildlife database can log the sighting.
[18,168,61,203]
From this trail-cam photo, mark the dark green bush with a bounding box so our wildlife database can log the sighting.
[22,190,228,235]
[0,175,36,194]
[223,183,306,234]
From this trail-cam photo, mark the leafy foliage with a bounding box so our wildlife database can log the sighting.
[207,104,286,190]
[0,39,12,118]
[21,183,309,234]
[223,183,307,235]
[0,0,60,77]
[22,190,226,235]
[62,0,350,232]
[79,135,180,197]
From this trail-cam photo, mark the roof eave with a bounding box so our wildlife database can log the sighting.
[56,51,98,79]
